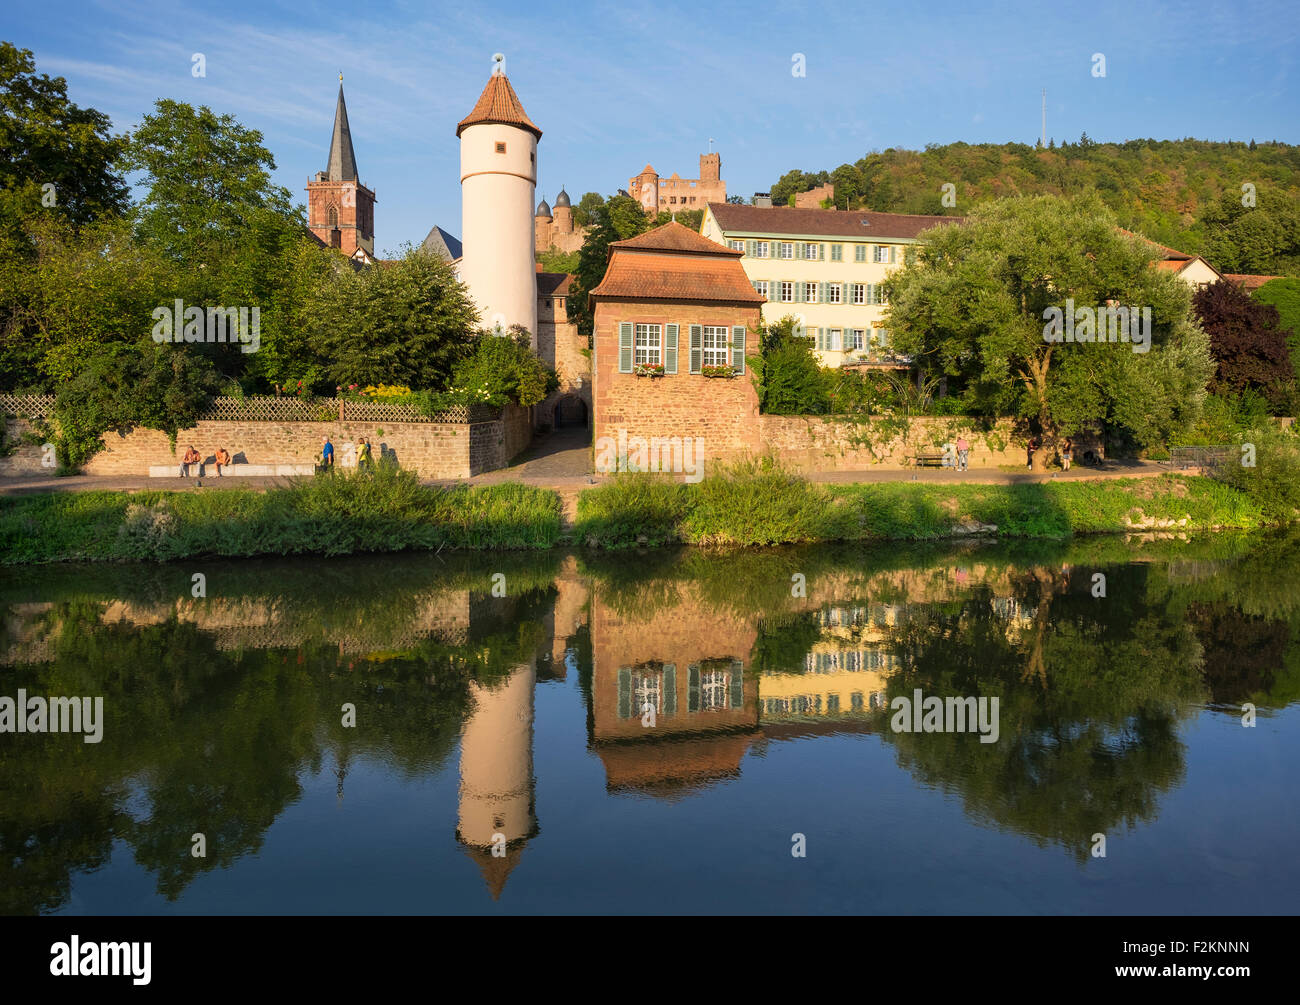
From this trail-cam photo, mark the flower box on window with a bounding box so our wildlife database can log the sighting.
[633,363,665,377]
[701,364,736,378]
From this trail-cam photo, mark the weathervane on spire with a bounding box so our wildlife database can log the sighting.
[492,53,506,76]
[339,71,343,82]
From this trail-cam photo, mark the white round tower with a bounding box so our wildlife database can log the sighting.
[457,67,540,344]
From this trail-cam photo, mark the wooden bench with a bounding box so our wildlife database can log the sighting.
[912,453,949,468]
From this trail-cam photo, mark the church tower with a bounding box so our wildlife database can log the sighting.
[307,77,376,259]
[457,64,540,343]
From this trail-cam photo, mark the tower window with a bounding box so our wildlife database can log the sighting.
[327,206,338,228]
[495,142,507,154]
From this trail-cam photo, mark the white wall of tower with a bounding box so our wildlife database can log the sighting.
[459,122,539,344]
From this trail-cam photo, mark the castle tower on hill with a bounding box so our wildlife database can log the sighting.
[457,67,541,344]
[306,78,376,259]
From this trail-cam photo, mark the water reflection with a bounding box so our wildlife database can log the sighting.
[2,532,1298,913]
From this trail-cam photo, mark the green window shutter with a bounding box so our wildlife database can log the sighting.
[813,327,824,351]
[795,242,804,260]
[820,282,829,303]
[618,322,633,373]
[731,325,746,374]
[841,282,849,302]
[688,664,700,713]
[855,244,866,262]
[665,323,679,374]
[689,324,703,373]
[663,664,677,717]
[618,667,631,719]
[821,244,828,261]
[796,281,805,302]
[867,284,875,305]
[890,245,897,263]
[729,660,744,709]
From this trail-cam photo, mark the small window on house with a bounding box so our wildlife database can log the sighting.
[702,326,729,368]
[873,245,891,263]
[830,244,843,261]
[634,324,662,366]
[827,283,842,304]
[729,240,744,253]
[852,283,865,305]
[753,280,769,298]
[855,245,867,262]
[779,242,794,259]
[780,281,794,302]
[495,142,507,154]
[806,283,819,304]
[804,243,821,260]
[755,241,769,258]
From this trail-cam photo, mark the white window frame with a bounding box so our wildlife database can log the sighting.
[829,328,843,351]
[780,281,794,303]
[753,279,769,298]
[729,239,744,253]
[873,245,890,263]
[779,242,794,260]
[803,242,821,260]
[805,283,819,304]
[755,241,769,258]
[827,283,842,304]
[701,326,729,368]
[701,669,729,711]
[634,323,662,366]
[852,283,865,305]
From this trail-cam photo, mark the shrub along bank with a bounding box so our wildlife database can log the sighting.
[0,465,562,563]
[572,462,1267,548]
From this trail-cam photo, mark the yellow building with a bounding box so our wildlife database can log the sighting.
[701,202,959,368]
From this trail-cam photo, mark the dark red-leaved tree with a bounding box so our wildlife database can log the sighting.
[1193,280,1294,407]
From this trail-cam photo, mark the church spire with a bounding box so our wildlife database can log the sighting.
[326,80,358,182]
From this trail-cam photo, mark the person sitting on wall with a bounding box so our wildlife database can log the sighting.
[214,446,231,476]
[179,445,201,478]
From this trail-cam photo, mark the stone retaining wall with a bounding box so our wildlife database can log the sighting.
[759,415,1031,470]
[1,405,533,479]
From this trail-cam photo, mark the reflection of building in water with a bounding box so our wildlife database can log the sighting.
[589,585,760,796]
[456,663,539,900]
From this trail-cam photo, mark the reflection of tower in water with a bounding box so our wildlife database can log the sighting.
[456,662,538,900]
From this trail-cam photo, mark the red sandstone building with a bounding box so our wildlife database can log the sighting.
[306,79,376,262]
[589,222,765,471]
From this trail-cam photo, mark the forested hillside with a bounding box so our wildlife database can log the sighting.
[768,138,1300,275]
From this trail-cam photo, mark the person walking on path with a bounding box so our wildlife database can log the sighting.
[179,445,201,478]
[357,437,373,472]
[1026,436,1039,471]
[955,436,970,472]
[320,437,335,470]
[213,447,231,477]
[1061,437,1073,472]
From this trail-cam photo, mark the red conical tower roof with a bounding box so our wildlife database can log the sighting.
[456,73,542,140]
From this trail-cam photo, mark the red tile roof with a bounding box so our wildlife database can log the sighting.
[537,272,574,297]
[456,73,542,139]
[1225,273,1282,291]
[708,202,962,239]
[591,225,764,304]
[610,220,739,256]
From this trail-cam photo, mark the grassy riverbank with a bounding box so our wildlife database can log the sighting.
[573,463,1266,548]
[0,466,562,563]
[0,460,1280,564]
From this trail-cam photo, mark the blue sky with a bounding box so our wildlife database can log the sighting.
[8,0,1298,254]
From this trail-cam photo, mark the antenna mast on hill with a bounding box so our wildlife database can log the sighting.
[1041,89,1046,147]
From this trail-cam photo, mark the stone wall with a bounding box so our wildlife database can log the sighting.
[759,415,1033,470]
[1,408,533,479]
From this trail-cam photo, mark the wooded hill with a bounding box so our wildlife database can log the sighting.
[768,138,1300,276]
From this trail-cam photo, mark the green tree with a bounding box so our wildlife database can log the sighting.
[749,315,828,414]
[571,191,605,228]
[301,244,478,390]
[1253,277,1300,383]
[884,194,1213,468]
[0,42,129,229]
[122,100,300,267]
[566,194,651,339]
